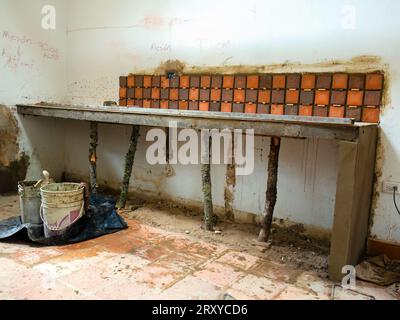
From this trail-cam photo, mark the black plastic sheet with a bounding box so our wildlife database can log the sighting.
[0,195,127,246]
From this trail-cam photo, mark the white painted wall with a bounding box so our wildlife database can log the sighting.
[65,0,400,243]
[0,0,68,179]
[1,0,399,244]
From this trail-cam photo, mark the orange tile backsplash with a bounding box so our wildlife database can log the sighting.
[119,72,384,123]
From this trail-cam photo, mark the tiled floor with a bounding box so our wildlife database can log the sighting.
[0,195,397,300]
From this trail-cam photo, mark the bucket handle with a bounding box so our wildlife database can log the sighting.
[40,201,85,231]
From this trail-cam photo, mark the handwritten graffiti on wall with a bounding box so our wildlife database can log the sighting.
[2,30,60,61]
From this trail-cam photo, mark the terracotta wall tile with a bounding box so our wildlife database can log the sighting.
[135,75,144,87]
[210,102,220,112]
[189,88,199,101]
[223,76,235,89]
[119,87,127,99]
[169,76,179,88]
[272,75,286,89]
[346,106,362,121]
[179,100,188,110]
[286,90,299,104]
[200,88,210,101]
[127,75,135,88]
[332,74,348,89]
[299,105,313,116]
[211,75,222,88]
[199,101,209,111]
[364,91,381,106]
[347,90,364,106]
[169,88,179,100]
[201,76,211,88]
[271,104,284,115]
[152,76,161,87]
[316,75,332,89]
[349,74,365,89]
[151,88,160,100]
[222,89,233,102]
[301,74,315,89]
[366,74,383,90]
[284,105,298,115]
[259,75,272,89]
[190,76,200,88]
[221,102,232,112]
[314,106,328,117]
[143,88,151,99]
[245,90,258,103]
[135,88,143,99]
[120,76,127,88]
[179,88,189,101]
[134,99,143,108]
[330,91,347,105]
[169,101,179,109]
[286,74,300,89]
[257,104,270,114]
[235,76,246,89]
[258,90,271,104]
[271,90,285,104]
[151,100,160,109]
[189,101,199,110]
[119,72,383,122]
[211,89,221,101]
[245,103,256,114]
[362,107,380,123]
[134,99,143,107]
[180,75,190,88]
[127,88,135,99]
[160,88,169,100]
[143,99,151,108]
[315,90,330,105]
[232,103,244,113]
[247,75,259,89]
[234,89,245,103]
[143,76,152,88]
[161,76,169,88]
[329,105,345,118]
[160,101,169,109]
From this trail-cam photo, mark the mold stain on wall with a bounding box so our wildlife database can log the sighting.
[0,105,29,193]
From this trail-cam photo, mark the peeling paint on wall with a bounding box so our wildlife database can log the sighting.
[0,105,29,193]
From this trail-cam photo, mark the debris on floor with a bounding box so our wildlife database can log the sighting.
[356,255,400,286]
[0,195,398,300]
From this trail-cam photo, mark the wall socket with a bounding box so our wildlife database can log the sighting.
[382,181,400,194]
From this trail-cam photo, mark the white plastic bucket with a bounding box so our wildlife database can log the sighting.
[40,183,85,238]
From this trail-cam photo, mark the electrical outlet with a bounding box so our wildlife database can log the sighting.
[382,181,400,194]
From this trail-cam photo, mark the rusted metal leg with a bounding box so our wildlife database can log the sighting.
[258,136,281,242]
[89,122,98,195]
[117,125,140,209]
[202,137,216,231]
